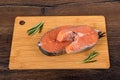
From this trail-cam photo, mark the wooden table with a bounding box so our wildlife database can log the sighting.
[0,0,119,80]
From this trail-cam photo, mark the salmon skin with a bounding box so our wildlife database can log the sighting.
[38,25,103,56]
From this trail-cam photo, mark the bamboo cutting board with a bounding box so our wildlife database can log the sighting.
[9,16,110,69]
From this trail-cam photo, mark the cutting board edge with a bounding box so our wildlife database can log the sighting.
[9,16,110,70]
[15,15,105,19]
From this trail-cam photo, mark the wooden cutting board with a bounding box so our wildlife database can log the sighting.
[9,16,110,70]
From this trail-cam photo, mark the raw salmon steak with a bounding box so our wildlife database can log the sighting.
[38,25,103,56]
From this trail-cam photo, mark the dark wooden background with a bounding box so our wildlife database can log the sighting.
[0,0,120,80]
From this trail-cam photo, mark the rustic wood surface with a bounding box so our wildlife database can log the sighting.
[0,0,120,80]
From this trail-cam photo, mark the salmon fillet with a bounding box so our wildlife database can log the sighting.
[57,26,98,53]
[39,25,73,56]
[39,25,99,56]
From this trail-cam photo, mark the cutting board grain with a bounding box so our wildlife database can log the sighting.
[9,16,110,69]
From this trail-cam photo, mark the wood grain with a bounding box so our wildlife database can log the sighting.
[9,16,110,69]
[0,0,120,80]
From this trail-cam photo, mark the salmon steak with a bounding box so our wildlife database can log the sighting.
[38,25,104,56]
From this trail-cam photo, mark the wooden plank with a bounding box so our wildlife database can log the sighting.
[0,0,119,6]
[9,16,110,69]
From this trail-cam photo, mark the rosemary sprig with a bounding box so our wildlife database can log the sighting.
[83,60,97,63]
[82,51,99,63]
[27,22,44,35]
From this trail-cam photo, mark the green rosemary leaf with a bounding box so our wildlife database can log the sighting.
[27,23,40,33]
[83,60,97,63]
[27,28,36,35]
[82,51,99,63]
[38,22,44,33]
[27,22,44,35]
